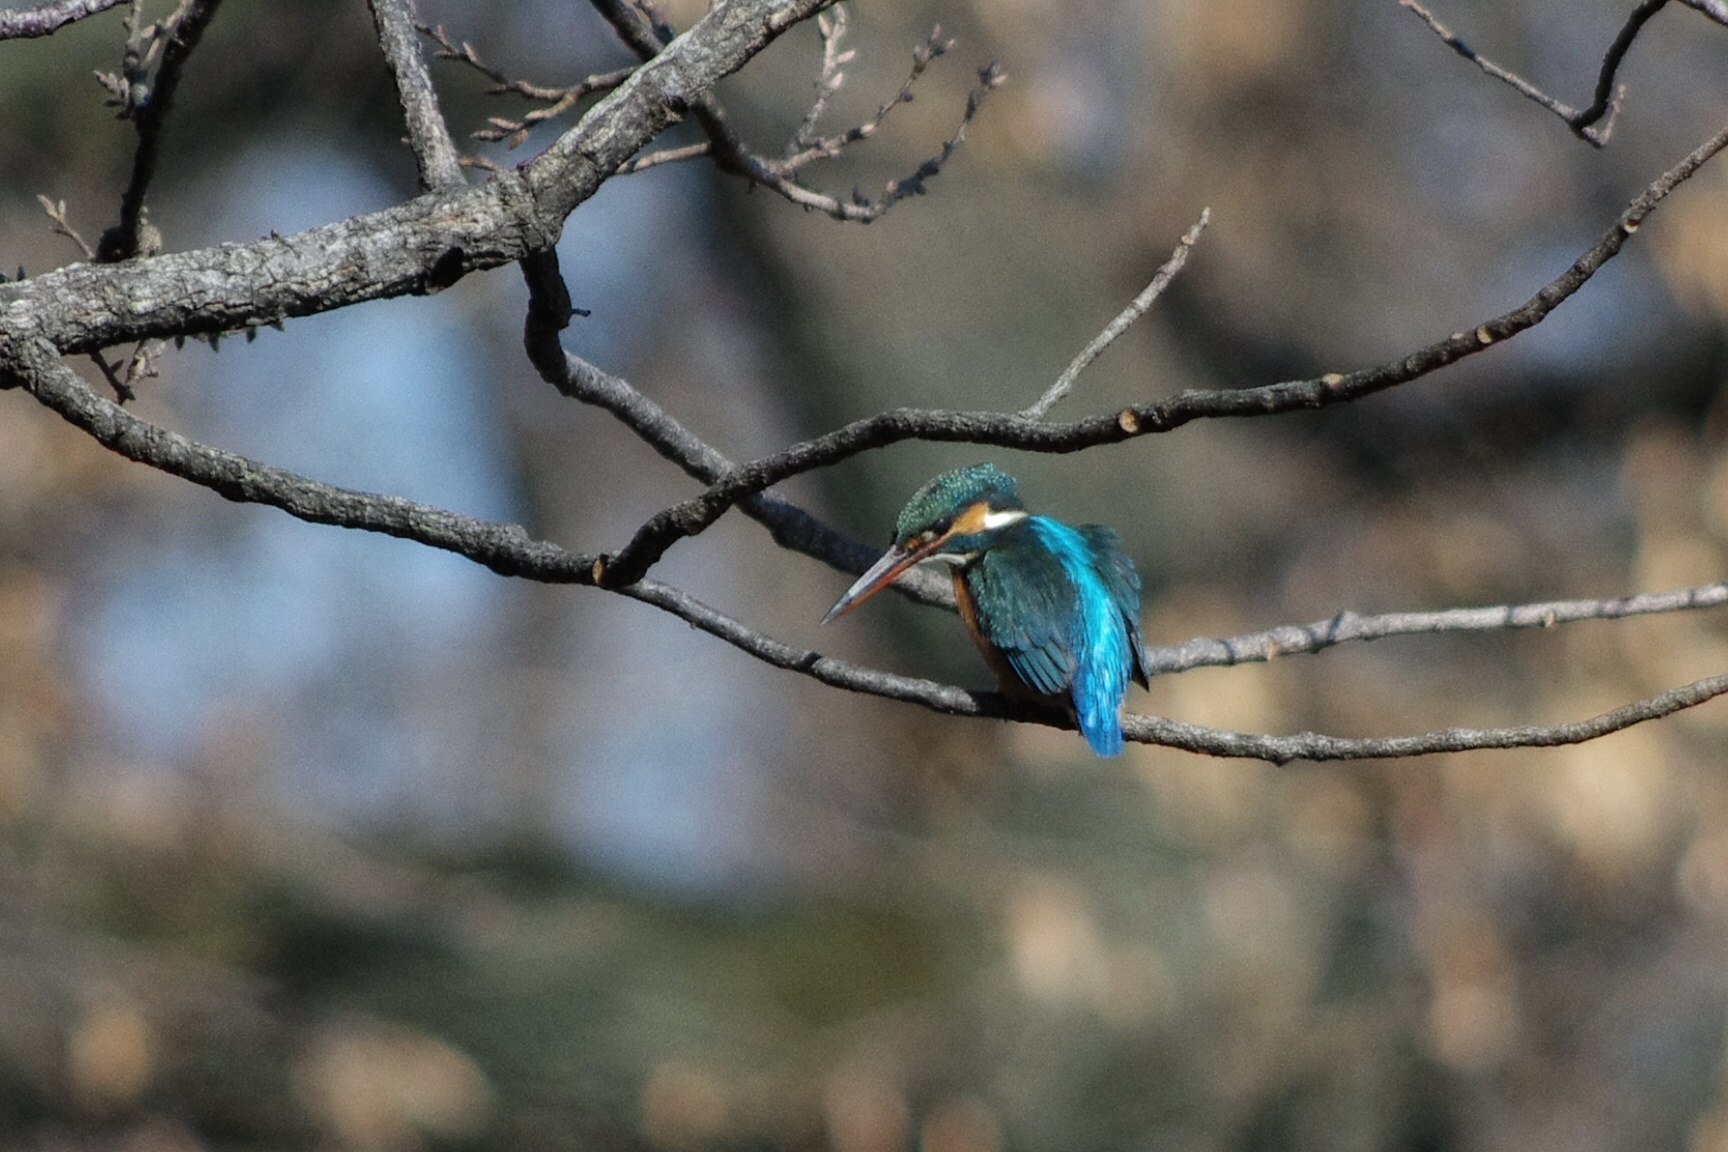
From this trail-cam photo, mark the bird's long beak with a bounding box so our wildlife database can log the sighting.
[821,539,940,624]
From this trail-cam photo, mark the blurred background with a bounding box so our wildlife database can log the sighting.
[4,0,1728,1148]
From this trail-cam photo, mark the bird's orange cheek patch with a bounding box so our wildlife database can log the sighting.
[950,501,992,537]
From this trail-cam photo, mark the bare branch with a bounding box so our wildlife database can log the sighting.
[622,583,1728,764]
[558,350,954,608]
[0,0,837,357]
[1679,0,1728,25]
[1398,0,1670,147]
[37,195,96,261]
[594,118,1728,587]
[1128,675,1728,763]
[367,0,464,192]
[0,0,124,39]
[616,141,712,173]
[419,22,635,151]
[778,20,947,172]
[4,336,600,580]
[784,5,856,158]
[1023,209,1210,420]
[516,248,949,606]
[99,0,225,262]
[1147,582,1728,675]
[593,0,1003,223]
[12,337,1728,764]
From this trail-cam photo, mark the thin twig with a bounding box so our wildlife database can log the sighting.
[785,5,855,158]
[0,0,124,39]
[616,142,712,173]
[1146,582,1728,674]
[99,0,225,262]
[86,351,134,403]
[367,0,464,191]
[37,196,96,261]
[419,22,634,150]
[1023,209,1210,420]
[778,22,949,172]
[595,118,1728,587]
[592,0,1002,223]
[1398,0,1669,147]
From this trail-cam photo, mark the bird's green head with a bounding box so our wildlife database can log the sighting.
[892,463,1025,553]
[822,464,1027,624]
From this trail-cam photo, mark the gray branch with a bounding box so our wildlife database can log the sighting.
[6,0,1728,765]
[0,0,834,354]
[1022,208,1210,420]
[9,337,1728,763]
[1680,0,1728,25]
[1398,0,1671,147]
[0,0,123,39]
[367,0,465,191]
[1146,583,1728,673]
[596,117,1728,587]
[101,0,225,262]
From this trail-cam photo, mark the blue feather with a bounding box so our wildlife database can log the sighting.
[966,516,1144,757]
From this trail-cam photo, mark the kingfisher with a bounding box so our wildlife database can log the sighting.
[822,463,1148,757]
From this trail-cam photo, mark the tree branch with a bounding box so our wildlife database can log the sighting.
[417,22,635,152]
[592,0,1003,222]
[10,338,1726,764]
[0,0,836,356]
[99,0,225,262]
[0,0,123,39]
[1146,582,1728,674]
[624,581,1728,764]
[1398,0,1670,146]
[1679,0,1728,26]
[1125,675,1728,763]
[1022,208,1210,420]
[516,246,950,606]
[367,0,465,192]
[596,118,1728,587]
[2,336,599,581]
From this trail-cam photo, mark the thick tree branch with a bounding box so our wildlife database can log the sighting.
[0,0,123,39]
[0,0,834,356]
[367,0,465,192]
[3,337,596,580]
[596,118,1728,587]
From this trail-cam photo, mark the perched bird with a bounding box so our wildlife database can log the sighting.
[823,463,1148,757]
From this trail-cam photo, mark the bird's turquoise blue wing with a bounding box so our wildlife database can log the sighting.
[1079,525,1149,688]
